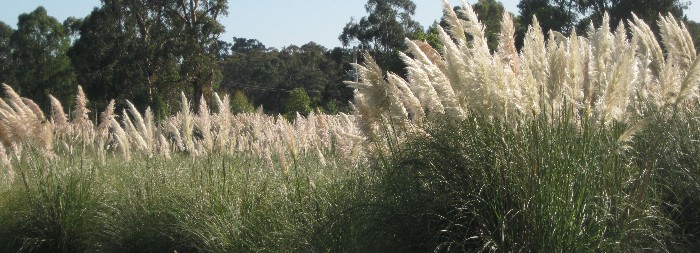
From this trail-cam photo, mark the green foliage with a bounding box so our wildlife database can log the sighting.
[280,43,329,106]
[231,37,266,53]
[515,0,689,47]
[0,150,104,253]
[323,99,340,114]
[69,2,182,111]
[5,106,700,252]
[220,43,284,111]
[285,87,312,119]
[230,90,254,113]
[0,22,13,85]
[61,17,82,43]
[686,20,700,51]
[170,0,228,112]
[518,0,577,33]
[69,0,227,112]
[633,105,700,251]
[339,0,421,74]
[8,7,76,108]
[575,0,688,29]
[0,147,376,252]
[472,0,507,51]
[441,1,508,52]
[220,40,352,114]
[339,0,421,53]
[374,112,672,252]
[515,0,577,49]
[413,22,442,51]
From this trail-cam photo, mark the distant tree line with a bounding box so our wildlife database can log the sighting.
[0,0,697,119]
[0,0,228,117]
[218,38,355,117]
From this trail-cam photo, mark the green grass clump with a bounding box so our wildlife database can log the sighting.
[0,150,105,253]
[0,149,377,252]
[633,104,700,251]
[372,112,672,252]
[5,107,700,252]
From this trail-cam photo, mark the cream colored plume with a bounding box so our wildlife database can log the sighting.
[348,5,700,151]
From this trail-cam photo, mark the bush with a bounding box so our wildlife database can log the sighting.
[230,90,254,114]
[284,87,312,120]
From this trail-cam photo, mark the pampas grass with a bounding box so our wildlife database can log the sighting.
[49,95,70,135]
[0,2,695,180]
[0,85,365,171]
[72,86,93,138]
[353,3,699,126]
[0,84,53,155]
[0,2,699,252]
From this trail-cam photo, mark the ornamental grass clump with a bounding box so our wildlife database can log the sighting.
[344,1,700,251]
[0,140,376,252]
[348,1,700,148]
[372,112,672,252]
[0,81,366,170]
[0,149,105,253]
[631,104,700,251]
[0,84,52,157]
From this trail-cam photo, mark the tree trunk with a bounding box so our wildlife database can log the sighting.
[192,80,203,114]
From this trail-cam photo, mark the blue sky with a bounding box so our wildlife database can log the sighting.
[0,0,698,49]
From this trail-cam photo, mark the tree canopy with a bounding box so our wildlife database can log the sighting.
[69,0,227,114]
[517,0,577,34]
[517,0,690,36]
[575,0,689,29]
[220,40,353,114]
[339,0,423,74]
[10,7,75,108]
[0,22,13,86]
[339,0,421,53]
[473,0,508,52]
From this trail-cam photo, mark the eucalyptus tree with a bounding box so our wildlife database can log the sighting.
[166,0,228,113]
[231,37,266,53]
[463,0,508,52]
[688,20,700,50]
[339,0,421,53]
[517,0,577,37]
[70,0,179,112]
[574,0,689,30]
[0,22,13,85]
[10,7,75,107]
[339,0,422,74]
[516,0,689,37]
[70,0,227,113]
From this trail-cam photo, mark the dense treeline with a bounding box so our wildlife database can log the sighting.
[0,0,698,118]
[219,39,354,116]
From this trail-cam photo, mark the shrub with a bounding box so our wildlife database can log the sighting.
[284,87,312,120]
[230,90,254,114]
